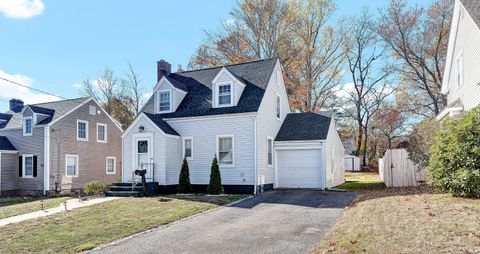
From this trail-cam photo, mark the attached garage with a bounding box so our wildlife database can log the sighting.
[274,112,345,189]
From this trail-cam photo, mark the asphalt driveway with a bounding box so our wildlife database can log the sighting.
[91,190,356,254]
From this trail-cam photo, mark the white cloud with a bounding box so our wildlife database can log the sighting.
[0,0,45,19]
[142,92,153,99]
[0,69,59,106]
[335,82,355,99]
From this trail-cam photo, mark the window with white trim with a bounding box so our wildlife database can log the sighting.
[276,94,281,119]
[158,90,171,112]
[106,157,116,174]
[267,138,273,166]
[277,70,282,86]
[218,135,234,165]
[455,52,464,89]
[97,123,107,143]
[183,137,193,160]
[23,116,33,136]
[89,105,96,115]
[23,154,34,178]
[218,83,232,106]
[331,147,335,173]
[66,155,79,177]
[77,120,88,141]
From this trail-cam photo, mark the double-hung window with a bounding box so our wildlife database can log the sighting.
[218,83,232,106]
[66,155,79,177]
[267,138,273,166]
[106,157,116,174]
[77,120,88,141]
[276,94,281,119]
[22,154,34,178]
[158,90,171,112]
[97,123,107,143]
[218,135,234,166]
[183,137,193,160]
[23,117,32,136]
[455,52,464,89]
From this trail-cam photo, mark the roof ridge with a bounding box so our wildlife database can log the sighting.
[178,57,278,74]
[33,96,90,106]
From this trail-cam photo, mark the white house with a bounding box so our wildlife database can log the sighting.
[121,58,345,194]
[438,0,480,120]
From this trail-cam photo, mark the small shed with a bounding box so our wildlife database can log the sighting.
[344,155,361,171]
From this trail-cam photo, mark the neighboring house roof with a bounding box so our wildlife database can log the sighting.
[142,58,278,118]
[460,0,480,28]
[275,112,332,141]
[0,136,16,151]
[0,97,90,129]
[143,113,179,136]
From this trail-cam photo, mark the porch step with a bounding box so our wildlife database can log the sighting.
[105,190,142,197]
[109,185,144,192]
[105,182,159,197]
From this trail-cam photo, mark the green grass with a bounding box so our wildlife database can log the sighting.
[336,172,386,191]
[0,195,247,254]
[0,197,72,219]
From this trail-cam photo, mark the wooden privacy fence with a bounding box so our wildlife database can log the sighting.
[379,149,427,187]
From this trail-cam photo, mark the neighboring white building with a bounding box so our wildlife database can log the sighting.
[121,58,345,194]
[439,0,480,120]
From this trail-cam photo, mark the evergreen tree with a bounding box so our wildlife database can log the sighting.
[207,156,223,195]
[177,158,193,193]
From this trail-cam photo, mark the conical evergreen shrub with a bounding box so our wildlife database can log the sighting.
[207,156,223,195]
[177,158,193,193]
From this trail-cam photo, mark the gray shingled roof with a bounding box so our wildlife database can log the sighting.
[143,113,179,135]
[275,112,332,141]
[461,0,480,28]
[1,97,90,129]
[0,136,16,151]
[142,58,278,118]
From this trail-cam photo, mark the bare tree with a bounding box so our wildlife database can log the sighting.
[343,9,395,166]
[378,0,453,116]
[122,62,144,115]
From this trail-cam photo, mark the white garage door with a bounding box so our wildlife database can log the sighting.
[276,149,325,189]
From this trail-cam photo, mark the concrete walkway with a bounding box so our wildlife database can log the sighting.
[0,197,122,227]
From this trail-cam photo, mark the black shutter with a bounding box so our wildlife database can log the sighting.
[33,156,38,177]
[19,156,23,177]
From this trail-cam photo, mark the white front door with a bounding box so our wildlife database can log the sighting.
[125,134,153,182]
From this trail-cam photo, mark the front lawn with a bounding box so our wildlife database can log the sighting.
[0,197,72,219]
[0,194,248,254]
[311,172,480,253]
[336,172,385,191]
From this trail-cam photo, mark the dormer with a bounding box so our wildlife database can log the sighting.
[21,105,55,136]
[153,77,188,114]
[211,67,246,108]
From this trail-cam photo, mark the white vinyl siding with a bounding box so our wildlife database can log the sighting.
[106,157,116,174]
[77,120,88,141]
[217,135,234,166]
[23,117,32,136]
[97,123,107,143]
[324,119,345,188]
[65,155,79,177]
[22,154,34,178]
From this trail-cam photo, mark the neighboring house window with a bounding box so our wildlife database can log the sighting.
[217,135,234,166]
[183,137,193,160]
[218,83,232,106]
[22,154,34,178]
[77,120,88,141]
[158,90,171,112]
[66,155,79,177]
[267,137,273,166]
[455,52,464,89]
[276,94,281,119]
[331,147,335,173]
[97,123,107,143]
[106,157,116,174]
[23,116,33,136]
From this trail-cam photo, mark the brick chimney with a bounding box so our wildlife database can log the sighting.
[157,59,171,82]
[9,98,24,113]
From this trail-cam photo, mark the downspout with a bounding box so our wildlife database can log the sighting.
[44,125,50,195]
[253,116,257,195]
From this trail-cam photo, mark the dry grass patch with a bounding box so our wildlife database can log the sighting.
[336,172,385,191]
[312,182,480,253]
[0,195,246,254]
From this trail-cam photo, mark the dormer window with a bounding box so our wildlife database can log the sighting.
[218,83,232,106]
[23,116,33,136]
[158,90,171,112]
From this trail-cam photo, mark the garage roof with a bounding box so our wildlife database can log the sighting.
[275,112,332,141]
[0,136,16,151]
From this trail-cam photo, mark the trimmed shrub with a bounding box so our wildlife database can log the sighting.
[207,156,223,195]
[427,107,480,198]
[83,181,109,197]
[177,158,193,193]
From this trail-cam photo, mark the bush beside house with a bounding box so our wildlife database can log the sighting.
[428,107,480,198]
[208,156,223,195]
[83,181,109,197]
[177,159,193,193]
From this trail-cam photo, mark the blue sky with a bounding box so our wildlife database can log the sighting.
[0,0,429,110]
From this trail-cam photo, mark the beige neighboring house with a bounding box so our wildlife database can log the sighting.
[438,0,480,120]
[0,97,123,196]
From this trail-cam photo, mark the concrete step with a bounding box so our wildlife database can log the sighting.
[104,191,143,197]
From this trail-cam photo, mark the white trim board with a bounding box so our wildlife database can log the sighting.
[121,112,180,139]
